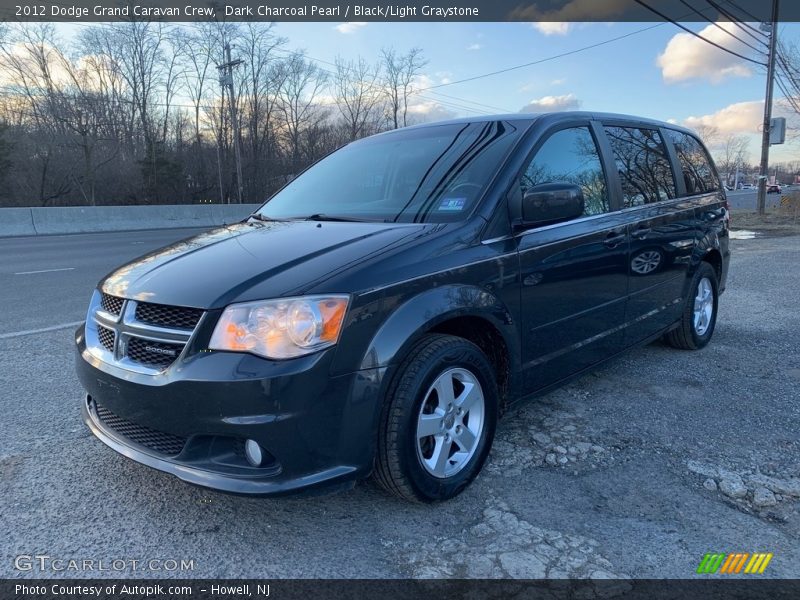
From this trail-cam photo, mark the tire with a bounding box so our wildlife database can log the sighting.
[374,334,499,502]
[664,262,719,350]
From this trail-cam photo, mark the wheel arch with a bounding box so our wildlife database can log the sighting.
[359,284,521,410]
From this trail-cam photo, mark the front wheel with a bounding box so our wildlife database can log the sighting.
[664,262,719,350]
[373,334,499,502]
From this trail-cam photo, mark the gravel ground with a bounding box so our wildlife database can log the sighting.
[1,233,798,580]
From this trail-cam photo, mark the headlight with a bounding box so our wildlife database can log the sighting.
[209,295,349,359]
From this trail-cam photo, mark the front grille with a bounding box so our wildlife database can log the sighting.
[97,325,115,353]
[135,302,202,330]
[90,291,200,374]
[94,400,187,456]
[126,337,183,369]
[100,293,123,316]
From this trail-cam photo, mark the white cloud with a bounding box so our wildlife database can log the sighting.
[467,43,482,51]
[406,99,458,124]
[683,100,763,135]
[435,71,453,85]
[519,93,581,113]
[550,78,567,86]
[657,22,755,83]
[531,22,571,36]
[334,22,367,34]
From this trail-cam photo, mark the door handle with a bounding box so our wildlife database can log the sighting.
[603,232,626,248]
[631,227,651,240]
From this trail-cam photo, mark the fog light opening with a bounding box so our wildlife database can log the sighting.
[244,439,264,467]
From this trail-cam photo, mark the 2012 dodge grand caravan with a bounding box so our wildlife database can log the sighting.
[76,112,729,502]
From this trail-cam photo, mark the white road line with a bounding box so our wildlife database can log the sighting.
[0,320,84,340]
[14,267,76,275]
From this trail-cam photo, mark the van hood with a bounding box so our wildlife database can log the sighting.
[101,220,430,308]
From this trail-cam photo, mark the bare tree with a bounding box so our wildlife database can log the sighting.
[381,47,427,129]
[236,23,288,200]
[0,23,403,208]
[714,134,750,186]
[0,24,119,204]
[277,53,329,169]
[334,56,383,141]
[691,124,719,146]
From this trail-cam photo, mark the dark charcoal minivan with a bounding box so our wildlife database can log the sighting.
[76,112,730,502]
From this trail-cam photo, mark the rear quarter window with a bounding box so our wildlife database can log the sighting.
[603,126,677,207]
[665,130,720,195]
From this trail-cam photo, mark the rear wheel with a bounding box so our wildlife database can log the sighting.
[664,262,718,350]
[374,334,498,502]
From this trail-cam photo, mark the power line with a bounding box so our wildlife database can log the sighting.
[775,74,800,113]
[414,22,671,92]
[721,0,765,24]
[704,0,770,43]
[676,0,767,54]
[633,0,767,66]
[264,46,508,112]
[775,52,800,112]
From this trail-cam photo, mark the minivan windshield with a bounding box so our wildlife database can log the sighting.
[255,121,522,223]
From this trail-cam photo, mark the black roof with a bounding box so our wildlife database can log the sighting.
[399,111,698,138]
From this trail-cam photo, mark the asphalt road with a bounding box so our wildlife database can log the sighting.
[1,228,799,580]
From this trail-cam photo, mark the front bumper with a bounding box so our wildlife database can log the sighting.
[76,326,386,496]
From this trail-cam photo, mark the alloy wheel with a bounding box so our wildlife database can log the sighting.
[693,277,714,335]
[415,367,485,479]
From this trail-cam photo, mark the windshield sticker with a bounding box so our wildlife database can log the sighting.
[438,197,467,211]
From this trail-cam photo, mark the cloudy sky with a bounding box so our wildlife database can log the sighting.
[55,20,800,163]
[274,20,800,163]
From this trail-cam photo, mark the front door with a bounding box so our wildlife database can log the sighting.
[516,124,629,392]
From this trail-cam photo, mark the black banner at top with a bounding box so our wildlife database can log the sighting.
[0,0,796,23]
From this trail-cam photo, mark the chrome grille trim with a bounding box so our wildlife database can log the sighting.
[85,290,205,375]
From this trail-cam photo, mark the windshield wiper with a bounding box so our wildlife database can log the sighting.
[293,213,367,222]
[247,213,280,222]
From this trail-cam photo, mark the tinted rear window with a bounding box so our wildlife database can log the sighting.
[604,126,677,207]
[665,129,720,195]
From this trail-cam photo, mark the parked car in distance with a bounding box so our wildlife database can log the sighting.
[76,112,730,502]
[767,183,782,194]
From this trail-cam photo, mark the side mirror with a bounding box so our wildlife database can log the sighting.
[518,182,585,229]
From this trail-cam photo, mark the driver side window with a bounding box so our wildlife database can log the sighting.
[521,127,610,216]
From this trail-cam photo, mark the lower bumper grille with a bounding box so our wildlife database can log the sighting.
[93,400,187,456]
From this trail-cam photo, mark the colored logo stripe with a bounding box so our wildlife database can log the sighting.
[719,553,748,574]
[697,553,773,574]
[744,553,773,574]
[697,553,725,574]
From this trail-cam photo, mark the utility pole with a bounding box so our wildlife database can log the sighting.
[217,42,245,204]
[757,0,779,216]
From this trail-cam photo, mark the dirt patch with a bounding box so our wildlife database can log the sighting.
[731,210,800,236]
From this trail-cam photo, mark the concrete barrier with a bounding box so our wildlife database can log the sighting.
[0,208,37,236]
[0,204,262,237]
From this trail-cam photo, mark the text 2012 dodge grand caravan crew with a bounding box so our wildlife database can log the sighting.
[76,112,730,502]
